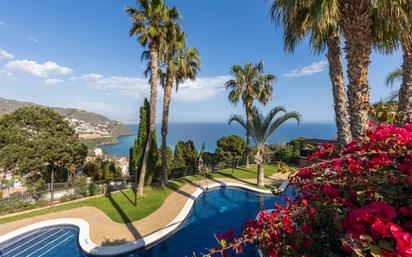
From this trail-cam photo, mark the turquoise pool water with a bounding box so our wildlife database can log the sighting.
[0,186,295,257]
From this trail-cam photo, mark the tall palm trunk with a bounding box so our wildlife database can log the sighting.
[161,71,173,185]
[138,41,159,196]
[245,105,252,168]
[255,148,265,187]
[245,85,253,168]
[327,33,352,145]
[341,0,372,140]
[399,34,412,117]
[257,164,264,187]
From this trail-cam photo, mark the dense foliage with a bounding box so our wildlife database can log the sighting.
[369,101,410,125]
[269,137,307,165]
[129,98,159,186]
[208,123,412,257]
[0,106,87,189]
[173,140,198,169]
[215,135,246,164]
[83,158,122,181]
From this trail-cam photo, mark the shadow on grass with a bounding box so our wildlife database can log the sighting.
[106,193,141,240]
[164,181,197,200]
[207,172,257,186]
[232,167,256,174]
[120,189,136,206]
[179,177,205,190]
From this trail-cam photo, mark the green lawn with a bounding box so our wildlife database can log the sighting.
[0,164,283,225]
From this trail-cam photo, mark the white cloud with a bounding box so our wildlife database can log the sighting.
[75,73,149,98]
[4,60,73,78]
[79,73,104,81]
[284,60,328,78]
[0,49,14,60]
[174,76,230,102]
[76,73,229,102]
[43,78,63,85]
[27,36,40,45]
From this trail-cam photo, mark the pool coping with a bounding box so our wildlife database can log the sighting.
[0,182,276,256]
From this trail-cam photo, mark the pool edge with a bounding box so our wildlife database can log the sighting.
[0,182,273,256]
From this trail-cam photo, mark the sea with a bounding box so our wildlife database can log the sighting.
[101,122,337,157]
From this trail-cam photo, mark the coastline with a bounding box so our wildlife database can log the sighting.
[81,132,136,153]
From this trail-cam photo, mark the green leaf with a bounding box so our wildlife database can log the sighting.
[219,239,227,247]
[370,244,382,257]
[378,240,395,252]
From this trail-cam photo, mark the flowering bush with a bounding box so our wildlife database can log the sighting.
[206,124,412,257]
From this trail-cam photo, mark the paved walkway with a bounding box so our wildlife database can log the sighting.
[0,173,288,246]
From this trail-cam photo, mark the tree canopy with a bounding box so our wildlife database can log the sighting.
[215,135,246,162]
[0,106,87,188]
[83,158,122,181]
[172,140,198,169]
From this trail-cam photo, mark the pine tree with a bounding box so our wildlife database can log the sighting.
[173,140,186,169]
[184,140,198,168]
[129,98,159,186]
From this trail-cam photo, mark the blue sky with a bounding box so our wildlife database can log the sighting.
[0,0,403,123]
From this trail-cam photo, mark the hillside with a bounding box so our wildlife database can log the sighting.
[0,97,132,139]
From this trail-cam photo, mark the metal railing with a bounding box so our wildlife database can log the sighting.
[0,176,133,210]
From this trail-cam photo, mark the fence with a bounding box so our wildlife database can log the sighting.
[0,176,134,213]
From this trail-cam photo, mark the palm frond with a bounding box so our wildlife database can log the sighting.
[228,114,248,132]
[225,62,275,108]
[266,111,301,144]
[230,106,301,149]
[262,106,287,132]
[385,67,403,87]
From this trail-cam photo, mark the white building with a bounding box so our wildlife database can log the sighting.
[94,148,103,157]
[116,157,129,177]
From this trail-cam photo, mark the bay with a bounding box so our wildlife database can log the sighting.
[101,122,337,157]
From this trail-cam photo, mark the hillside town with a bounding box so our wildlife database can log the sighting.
[64,118,114,139]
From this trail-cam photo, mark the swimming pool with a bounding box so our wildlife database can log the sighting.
[0,186,294,257]
[0,225,83,257]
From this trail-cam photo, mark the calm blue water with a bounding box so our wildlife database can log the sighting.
[0,187,295,257]
[102,122,337,156]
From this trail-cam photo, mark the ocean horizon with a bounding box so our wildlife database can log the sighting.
[101,122,337,157]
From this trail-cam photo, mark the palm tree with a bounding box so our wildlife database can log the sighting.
[386,67,403,88]
[383,67,402,101]
[376,1,412,115]
[339,0,374,140]
[399,35,412,114]
[340,0,412,138]
[229,107,301,187]
[270,0,409,140]
[159,28,200,185]
[271,0,351,146]
[226,62,276,168]
[127,0,180,195]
